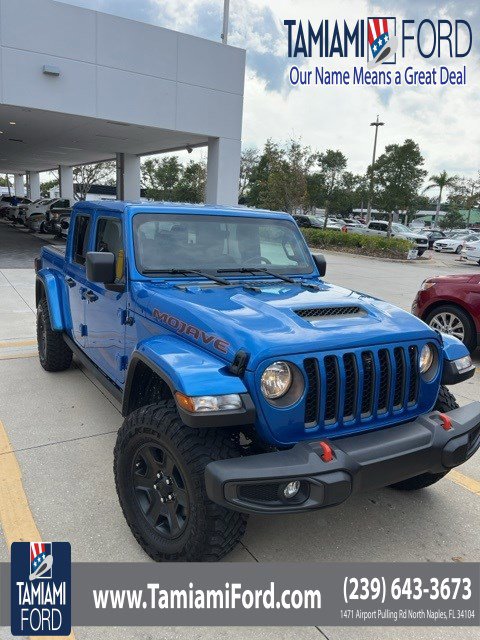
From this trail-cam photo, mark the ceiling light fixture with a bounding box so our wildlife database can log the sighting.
[9,121,16,125]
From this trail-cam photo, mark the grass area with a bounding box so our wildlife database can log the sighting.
[301,228,413,260]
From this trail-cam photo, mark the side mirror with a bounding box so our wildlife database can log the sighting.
[86,252,115,284]
[312,253,326,277]
[60,219,69,230]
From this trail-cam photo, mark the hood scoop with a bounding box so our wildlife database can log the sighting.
[294,305,366,321]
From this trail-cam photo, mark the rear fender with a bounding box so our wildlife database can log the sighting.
[36,269,68,331]
[123,335,249,416]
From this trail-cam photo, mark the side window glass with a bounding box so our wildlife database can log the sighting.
[95,218,124,282]
[72,215,91,266]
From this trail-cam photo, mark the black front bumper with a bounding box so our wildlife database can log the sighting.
[205,402,480,514]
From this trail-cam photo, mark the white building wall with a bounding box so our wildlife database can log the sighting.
[0,0,246,204]
[0,0,245,138]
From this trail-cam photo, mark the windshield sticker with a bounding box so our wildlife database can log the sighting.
[153,309,230,354]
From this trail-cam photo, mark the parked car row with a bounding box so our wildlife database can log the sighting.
[292,214,344,230]
[0,195,33,220]
[0,195,71,239]
[352,220,429,256]
[433,231,480,254]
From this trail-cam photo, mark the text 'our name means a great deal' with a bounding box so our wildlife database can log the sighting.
[288,65,467,87]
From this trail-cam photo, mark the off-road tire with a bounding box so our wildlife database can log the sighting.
[389,386,459,491]
[37,298,72,371]
[114,400,248,562]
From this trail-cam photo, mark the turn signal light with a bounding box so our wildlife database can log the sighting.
[175,392,242,413]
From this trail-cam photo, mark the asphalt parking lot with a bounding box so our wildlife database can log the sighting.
[0,222,479,640]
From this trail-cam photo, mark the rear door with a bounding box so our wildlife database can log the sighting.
[83,215,128,384]
[64,213,92,346]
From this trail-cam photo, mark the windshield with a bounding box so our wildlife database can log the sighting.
[391,223,411,233]
[133,213,314,275]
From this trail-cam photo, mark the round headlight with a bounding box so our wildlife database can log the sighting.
[261,361,292,399]
[419,344,434,374]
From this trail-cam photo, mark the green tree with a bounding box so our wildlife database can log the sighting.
[40,176,59,197]
[439,210,466,230]
[175,160,206,203]
[448,174,480,227]
[424,170,458,227]
[0,175,11,188]
[312,149,347,227]
[373,139,427,225]
[73,161,115,200]
[332,172,369,215]
[282,139,309,213]
[141,157,182,201]
[239,147,259,203]
[247,140,289,211]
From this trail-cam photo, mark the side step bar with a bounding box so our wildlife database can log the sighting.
[63,334,123,403]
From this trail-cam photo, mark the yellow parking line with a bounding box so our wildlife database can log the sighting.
[0,420,76,640]
[0,352,37,361]
[0,339,36,349]
[449,470,480,497]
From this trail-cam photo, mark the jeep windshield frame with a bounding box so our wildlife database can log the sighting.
[132,213,315,277]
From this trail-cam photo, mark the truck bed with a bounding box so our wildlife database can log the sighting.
[41,244,66,271]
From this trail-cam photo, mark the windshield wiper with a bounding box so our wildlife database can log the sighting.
[142,268,261,292]
[143,268,230,286]
[217,268,321,291]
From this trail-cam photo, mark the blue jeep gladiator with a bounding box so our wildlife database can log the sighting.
[35,201,480,562]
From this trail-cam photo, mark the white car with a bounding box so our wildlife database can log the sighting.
[312,216,343,230]
[462,239,480,265]
[433,233,480,254]
[17,198,45,224]
[21,197,71,226]
[343,219,366,229]
[355,221,429,255]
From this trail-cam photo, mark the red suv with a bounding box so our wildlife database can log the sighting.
[412,274,480,352]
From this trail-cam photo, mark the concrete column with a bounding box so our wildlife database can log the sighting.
[27,171,41,200]
[205,137,241,206]
[116,153,140,201]
[59,165,74,201]
[14,173,25,197]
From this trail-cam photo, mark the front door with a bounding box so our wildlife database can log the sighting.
[83,215,127,384]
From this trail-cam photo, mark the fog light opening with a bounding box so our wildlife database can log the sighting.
[283,480,301,499]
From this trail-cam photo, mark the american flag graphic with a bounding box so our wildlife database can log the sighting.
[30,542,52,579]
[367,17,395,64]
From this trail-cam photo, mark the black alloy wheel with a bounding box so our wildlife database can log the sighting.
[132,442,189,539]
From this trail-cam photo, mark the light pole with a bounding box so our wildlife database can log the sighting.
[221,0,230,44]
[366,115,384,223]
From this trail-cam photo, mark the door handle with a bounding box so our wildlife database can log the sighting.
[65,277,76,288]
[85,290,98,303]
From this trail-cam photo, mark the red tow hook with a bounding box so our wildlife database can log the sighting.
[438,413,453,431]
[318,441,335,462]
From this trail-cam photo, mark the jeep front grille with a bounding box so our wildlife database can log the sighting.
[303,344,420,429]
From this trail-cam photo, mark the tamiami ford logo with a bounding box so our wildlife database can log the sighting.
[11,541,71,636]
[284,16,472,87]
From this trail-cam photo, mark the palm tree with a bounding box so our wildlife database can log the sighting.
[424,171,458,227]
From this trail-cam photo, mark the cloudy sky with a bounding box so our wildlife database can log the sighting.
[62,0,479,180]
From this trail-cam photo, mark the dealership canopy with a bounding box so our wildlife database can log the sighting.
[0,0,245,204]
